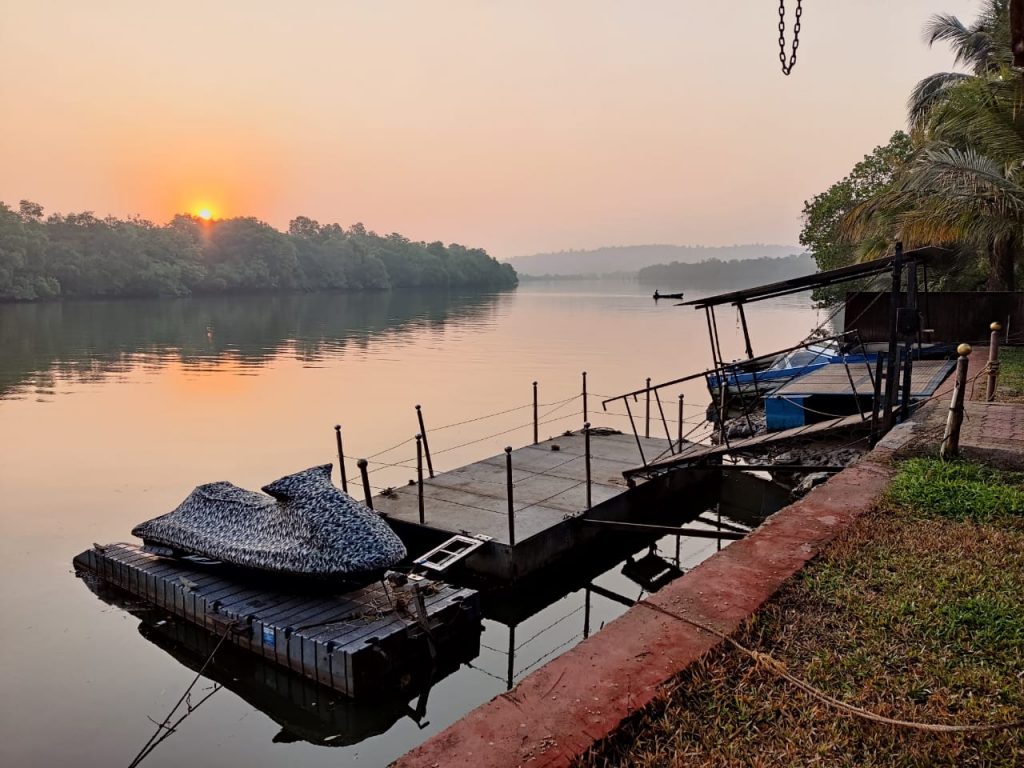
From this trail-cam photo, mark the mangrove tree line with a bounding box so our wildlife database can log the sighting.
[0,202,518,301]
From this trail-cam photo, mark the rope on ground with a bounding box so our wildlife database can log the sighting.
[635,600,1024,734]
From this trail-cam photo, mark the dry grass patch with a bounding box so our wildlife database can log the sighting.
[578,462,1024,768]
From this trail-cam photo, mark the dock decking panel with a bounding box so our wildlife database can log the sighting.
[773,359,955,398]
[75,543,480,698]
[374,432,684,548]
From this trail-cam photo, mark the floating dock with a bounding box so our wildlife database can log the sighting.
[133,612,455,746]
[73,543,480,699]
[765,359,955,430]
[373,429,707,582]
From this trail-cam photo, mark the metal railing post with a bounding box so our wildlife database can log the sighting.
[623,396,647,466]
[333,425,348,492]
[582,371,588,426]
[416,433,425,524]
[357,459,373,509]
[584,422,592,510]
[654,389,675,454]
[869,354,884,444]
[533,382,539,444]
[940,344,972,460]
[987,322,1002,402]
[505,446,515,545]
[415,405,435,478]
[900,346,914,423]
[839,356,866,422]
[645,377,651,438]
[677,393,684,448]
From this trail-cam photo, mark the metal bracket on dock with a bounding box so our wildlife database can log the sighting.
[414,534,488,572]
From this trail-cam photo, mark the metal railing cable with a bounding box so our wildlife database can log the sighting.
[361,395,580,460]
[464,661,510,686]
[429,411,584,458]
[514,605,586,651]
[128,621,235,767]
[515,632,584,677]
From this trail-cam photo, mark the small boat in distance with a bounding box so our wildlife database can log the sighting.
[652,289,684,301]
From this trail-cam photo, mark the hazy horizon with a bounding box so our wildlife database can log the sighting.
[1,1,977,258]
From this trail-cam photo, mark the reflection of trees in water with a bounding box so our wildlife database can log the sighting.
[0,290,511,397]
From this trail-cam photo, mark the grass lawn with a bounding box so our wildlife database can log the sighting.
[995,347,1024,402]
[579,459,1024,768]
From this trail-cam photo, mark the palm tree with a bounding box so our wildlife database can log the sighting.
[842,3,1024,290]
[908,1,1010,129]
[847,74,1024,290]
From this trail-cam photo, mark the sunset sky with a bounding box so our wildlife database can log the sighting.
[0,1,977,258]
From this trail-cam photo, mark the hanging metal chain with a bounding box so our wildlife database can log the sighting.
[778,0,802,76]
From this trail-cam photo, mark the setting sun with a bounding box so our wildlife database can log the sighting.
[197,208,213,221]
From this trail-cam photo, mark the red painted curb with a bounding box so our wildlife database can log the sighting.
[393,450,898,768]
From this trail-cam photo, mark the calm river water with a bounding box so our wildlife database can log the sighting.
[0,280,822,767]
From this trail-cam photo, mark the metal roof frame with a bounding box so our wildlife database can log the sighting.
[680,247,943,310]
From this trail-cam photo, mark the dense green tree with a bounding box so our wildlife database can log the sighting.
[637,254,813,289]
[799,132,914,304]
[848,74,1024,291]
[0,204,517,301]
[843,3,1024,292]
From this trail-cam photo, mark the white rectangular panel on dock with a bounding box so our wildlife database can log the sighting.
[73,543,480,699]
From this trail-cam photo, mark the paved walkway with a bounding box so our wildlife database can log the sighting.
[891,346,1024,468]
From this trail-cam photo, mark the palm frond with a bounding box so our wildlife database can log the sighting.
[908,72,971,130]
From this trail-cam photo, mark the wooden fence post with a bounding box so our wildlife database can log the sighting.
[940,343,972,460]
[986,322,1002,402]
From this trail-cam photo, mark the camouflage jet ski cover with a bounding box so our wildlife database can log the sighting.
[131,464,406,576]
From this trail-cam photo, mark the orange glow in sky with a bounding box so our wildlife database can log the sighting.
[0,1,979,258]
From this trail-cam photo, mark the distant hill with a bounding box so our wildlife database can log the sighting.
[637,254,815,291]
[505,244,802,276]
